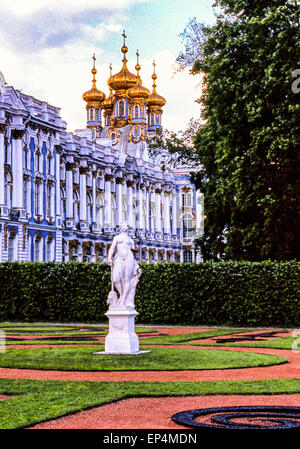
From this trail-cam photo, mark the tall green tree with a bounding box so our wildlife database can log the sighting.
[177,0,300,261]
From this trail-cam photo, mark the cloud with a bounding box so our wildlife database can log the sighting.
[0,0,147,53]
[0,0,149,16]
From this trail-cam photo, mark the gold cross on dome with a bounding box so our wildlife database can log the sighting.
[153,60,156,73]
[109,62,112,76]
[92,53,96,68]
[136,49,140,64]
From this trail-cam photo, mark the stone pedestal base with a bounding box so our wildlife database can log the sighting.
[103,306,140,354]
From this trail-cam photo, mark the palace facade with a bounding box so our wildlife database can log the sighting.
[0,34,204,264]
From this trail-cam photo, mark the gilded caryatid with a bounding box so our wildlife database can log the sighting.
[82,54,106,139]
[127,50,150,142]
[147,60,166,132]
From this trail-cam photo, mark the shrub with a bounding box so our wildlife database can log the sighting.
[0,261,299,327]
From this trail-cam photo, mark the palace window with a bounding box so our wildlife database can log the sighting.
[46,184,53,217]
[87,193,93,224]
[149,205,155,231]
[23,180,28,211]
[105,115,111,126]
[118,100,125,117]
[181,192,192,208]
[183,250,193,262]
[133,105,139,119]
[23,148,29,169]
[60,187,66,222]
[96,193,105,227]
[34,235,42,262]
[83,245,92,262]
[35,151,42,173]
[122,198,127,223]
[149,112,155,126]
[46,237,54,262]
[8,234,16,261]
[46,155,52,175]
[182,213,193,238]
[34,182,42,216]
[111,194,117,227]
[4,141,11,164]
[73,191,80,222]
[4,173,12,208]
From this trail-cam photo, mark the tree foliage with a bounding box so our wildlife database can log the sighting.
[173,0,300,260]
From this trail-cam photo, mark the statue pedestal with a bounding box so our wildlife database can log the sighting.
[95,305,150,355]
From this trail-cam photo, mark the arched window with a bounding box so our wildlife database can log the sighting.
[96,193,105,228]
[105,115,111,126]
[142,204,147,230]
[118,100,125,117]
[182,213,193,238]
[133,105,139,119]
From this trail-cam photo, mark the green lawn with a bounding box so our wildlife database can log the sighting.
[0,346,286,371]
[0,378,300,429]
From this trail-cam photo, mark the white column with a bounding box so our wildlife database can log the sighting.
[127,181,134,228]
[65,164,73,219]
[155,189,161,233]
[104,174,112,227]
[145,188,150,231]
[55,147,61,218]
[138,185,144,229]
[11,130,24,209]
[172,190,177,236]
[92,172,97,223]
[116,178,123,226]
[163,191,170,235]
[79,168,87,222]
[0,126,5,205]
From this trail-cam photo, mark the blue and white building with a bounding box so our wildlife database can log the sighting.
[0,35,203,264]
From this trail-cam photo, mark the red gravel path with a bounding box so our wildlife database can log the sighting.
[1,326,299,429]
[29,394,300,429]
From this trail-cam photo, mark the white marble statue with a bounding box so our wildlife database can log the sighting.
[107,222,142,308]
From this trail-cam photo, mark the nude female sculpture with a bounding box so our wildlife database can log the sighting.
[107,222,141,307]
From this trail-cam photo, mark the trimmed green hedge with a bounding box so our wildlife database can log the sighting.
[0,261,299,327]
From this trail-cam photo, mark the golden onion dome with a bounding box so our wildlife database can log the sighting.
[108,31,137,93]
[82,54,106,105]
[147,60,166,109]
[127,50,150,102]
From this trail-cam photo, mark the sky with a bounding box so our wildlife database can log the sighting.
[0,0,218,133]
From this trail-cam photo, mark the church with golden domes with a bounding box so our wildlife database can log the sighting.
[0,32,204,264]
